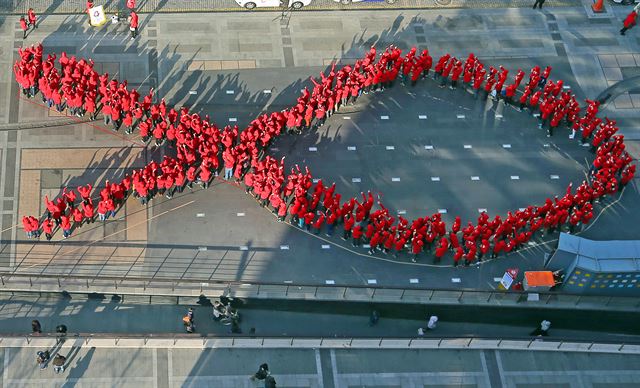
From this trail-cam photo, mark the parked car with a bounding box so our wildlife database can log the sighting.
[235,0,312,9]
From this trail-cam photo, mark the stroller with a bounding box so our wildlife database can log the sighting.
[36,350,50,369]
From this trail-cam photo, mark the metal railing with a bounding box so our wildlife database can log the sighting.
[4,332,640,354]
[1,272,639,312]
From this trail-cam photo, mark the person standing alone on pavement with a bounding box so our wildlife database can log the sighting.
[128,10,138,40]
[620,10,637,36]
[532,0,545,9]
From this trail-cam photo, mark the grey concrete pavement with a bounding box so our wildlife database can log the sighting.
[2,345,640,387]
[0,6,639,291]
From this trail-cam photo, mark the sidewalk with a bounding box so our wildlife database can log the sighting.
[0,0,582,15]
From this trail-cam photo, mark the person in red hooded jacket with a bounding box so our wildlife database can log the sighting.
[620,11,637,36]
[128,10,139,39]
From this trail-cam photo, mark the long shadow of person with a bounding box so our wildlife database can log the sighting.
[66,346,96,379]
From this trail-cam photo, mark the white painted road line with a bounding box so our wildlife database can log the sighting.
[418,115,428,119]
[410,278,419,284]
[226,90,234,94]
[284,280,293,284]
[510,176,520,180]
[352,177,361,183]
[392,177,401,182]
[312,178,320,183]
[431,177,440,182]
[348,146,357,151]
[464,144,472,149]
[325,280,335,285]
[471,176,480,181]
[425,145,434,150]
[321,245,331,249]
[380,115,389,120]
[478,208,487,213]
[367,279,377,284]
[457,114,466,119]
[363,244,371,249]
[550,175,560,180]
[308,147,317,152]
[495,114,503,119]
[189,90,197,95]
[196,213,205,217]
[343,116,351,120]
[239,246,249,251]
[438,209,447,214]
[533,113,540,117]
[493,277,502,282]
[237,212,245,217]
[397,210,407,215]
[502,144,511,149]
[198,246,207,251]
[280,245,289,250]
[451,278,461,283]
[386,145,395,150]
[543,143,550,148]
[229,118,237,122]
[263,89,272,94]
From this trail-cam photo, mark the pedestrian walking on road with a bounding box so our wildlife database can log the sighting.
[532,0,545,9]
[19,16,28,39]
[31,319,42,334]
[369,310,380,326]
[55,324,67,344]
[530,320,551,336]
[427,315,438,330]
[250,363,269,381]
[128,11,138,40]
[27,8,37,30]
[620,11,637,35]
[36,350,50,369]
[52,354,66,374]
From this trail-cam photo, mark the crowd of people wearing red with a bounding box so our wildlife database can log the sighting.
[15,43,636,265]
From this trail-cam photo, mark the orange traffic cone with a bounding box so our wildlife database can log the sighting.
[592,0,604,13]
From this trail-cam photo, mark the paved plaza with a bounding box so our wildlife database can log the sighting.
[0,3,638,290]
[2,345,640,387]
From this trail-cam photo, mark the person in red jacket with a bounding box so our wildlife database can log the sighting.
[128,11,139,39]
[352,224,363,247]
[342,213,354,240]
[61,215,72,238]
[620,11,637,35]
[27,8,37,29]
[453,247,464,267]
[42,218,54,241]
[20,16,28,39]
[369,231,382,255]
[411,236,424,262]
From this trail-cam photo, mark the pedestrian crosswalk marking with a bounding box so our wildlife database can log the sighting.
[380,115,390,120]
[325,280,335,285]
[280,245,289,250]
[308,147,317,151]
[367,279,377,284]
[391,177,401,182]
[438,209,447,214]
[464,144,472,149]
[410,278,419,284]
[229,118,237,122]
[226,90,234,94]
[471,176,480,181]
[510,175,520,180]
[418,115,428,119]
[386,145,395,150]
[348,146,357,151]
[321,244,331,249]
[550,175,560,179]
[352,177,361,183]
[451,278,461,283]
[237,212,245,217]
[431,176,440,181]
[502,144,511,148]
[456,114,465,119]
[424,145,434,150]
